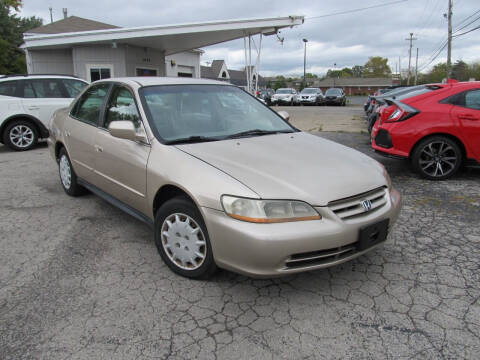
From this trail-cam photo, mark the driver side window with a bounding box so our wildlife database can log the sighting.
[104,86,141,129]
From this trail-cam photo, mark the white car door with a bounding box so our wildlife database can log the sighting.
[21,79,73,128]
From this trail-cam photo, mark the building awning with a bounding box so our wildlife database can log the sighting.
[22,16,304,55]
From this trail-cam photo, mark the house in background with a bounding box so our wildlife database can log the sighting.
[24,15,202,81]
[313,77,397,95]
[201,60,266,89]
[22,14,303,83]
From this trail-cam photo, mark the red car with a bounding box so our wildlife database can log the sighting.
[372,81,480,180]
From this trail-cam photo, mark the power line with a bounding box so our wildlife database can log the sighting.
[452,9,480,31]
[306,0,408,20]
[453,13,480,34]
[452,24,480,37]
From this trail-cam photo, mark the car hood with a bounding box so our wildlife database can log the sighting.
[176,132,387,206]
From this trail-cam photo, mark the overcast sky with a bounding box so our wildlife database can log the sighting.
[20,0,479,76]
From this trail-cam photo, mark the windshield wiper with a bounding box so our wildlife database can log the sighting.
[226,129,294,139]
[165,136,219,145]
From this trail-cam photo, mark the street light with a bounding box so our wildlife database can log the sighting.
[303,38,308,89]
[333,62,337,87]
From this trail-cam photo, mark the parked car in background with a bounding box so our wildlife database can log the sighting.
[298,87,324,105]
[324,88,346,106]
[367,86,423,133]
[258,88,275,105]
[0,75,88,151]
[271,88,298,106]
[372,81,480,180]
[49,77,401,279]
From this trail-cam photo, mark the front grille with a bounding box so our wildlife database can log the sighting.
[285,244,357,269]
[328,187,387,220]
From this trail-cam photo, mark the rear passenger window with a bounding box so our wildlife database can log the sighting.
[23,81,36,98]
[0,81,18,97]
[62,79,88,98]
[465,90,480,110]
[30,79,64,98]
[71,83,110,125]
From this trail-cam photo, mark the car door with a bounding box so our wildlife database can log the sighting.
[450,88,480,159]
[92,84,150,214]
[64,83,111,181]
[21,79,73,128]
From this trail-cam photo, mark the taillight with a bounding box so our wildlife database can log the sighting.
[385,102,419,123]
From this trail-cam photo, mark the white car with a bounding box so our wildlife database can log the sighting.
[271,88,298,106]
[0,75,88,151]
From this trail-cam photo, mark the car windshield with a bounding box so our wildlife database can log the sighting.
[301,89,317,94]
[140,85,294,143]
[326,88,342,95]
[276,89,293,94]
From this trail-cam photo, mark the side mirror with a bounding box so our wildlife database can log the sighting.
[277,110,290,122]
[109,121,147,143]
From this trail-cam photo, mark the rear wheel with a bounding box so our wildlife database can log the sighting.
[411,136,462,180]
[58,147,87,196]
[155,196,217,279]
[3,120,38,151]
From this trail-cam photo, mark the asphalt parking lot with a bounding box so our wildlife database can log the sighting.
[1,111,479,358]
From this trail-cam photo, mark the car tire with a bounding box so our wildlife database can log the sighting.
[58,147,87,196]
[3,120,38,151]
[411,136,462,180]
[154,196,217,279]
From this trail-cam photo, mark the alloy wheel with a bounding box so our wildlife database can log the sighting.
[9,125,34,148]
[418,141,458,178]
[59,155,72,189]
[161,213,207,270]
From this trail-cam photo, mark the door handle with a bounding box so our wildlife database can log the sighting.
[94,145,103,152]
[28,106,40,110]
[458,113,478,121]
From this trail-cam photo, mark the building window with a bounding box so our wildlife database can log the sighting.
[87,64,113,82]
[178,72,193,78]
[136,68,158,76]
[221,71,227,78]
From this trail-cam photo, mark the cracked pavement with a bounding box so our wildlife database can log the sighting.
[1,132,479,359]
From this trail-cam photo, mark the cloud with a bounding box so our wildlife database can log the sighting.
[20,0,480,76]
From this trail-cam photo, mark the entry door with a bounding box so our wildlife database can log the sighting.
[451,89,480,159]
[21,79,72,128]
[64,83,111,181]
[93,85,150,214]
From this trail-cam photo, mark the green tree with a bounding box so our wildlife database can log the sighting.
[273,75,286,90]
[363,57,391,77]
[0,0,43,74]
[418,62,447,84]
[305,73,317,78]
[451,60,469,81]
[352,65,363,77]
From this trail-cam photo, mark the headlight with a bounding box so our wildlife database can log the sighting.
[382,166,393,190]
[221,195,321,223]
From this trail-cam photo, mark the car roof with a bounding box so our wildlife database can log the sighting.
[92,77,233,88]
[0,74,86,82]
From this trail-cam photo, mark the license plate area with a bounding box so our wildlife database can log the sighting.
[357,219,389,251]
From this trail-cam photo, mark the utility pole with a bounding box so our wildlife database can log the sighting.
[446,0,453,79]
[49,7,53,23]
[414,48,419,85]
[398,56,401,82]
[302,39,308,89]
[405,32,417,85]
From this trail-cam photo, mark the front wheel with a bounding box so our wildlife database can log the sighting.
[411,136,462,180]
[155,196,217,279]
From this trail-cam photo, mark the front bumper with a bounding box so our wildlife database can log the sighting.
[299,98,319,104]
[271,98,293,104]
[202,188,401,278]
[325,97,343,104]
